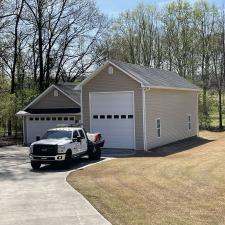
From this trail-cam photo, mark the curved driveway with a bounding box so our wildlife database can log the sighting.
[0,146,112,225]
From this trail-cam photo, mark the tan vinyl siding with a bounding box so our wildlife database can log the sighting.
[145,89,198,149]
[31,88,80,109]
[82,65,144,149]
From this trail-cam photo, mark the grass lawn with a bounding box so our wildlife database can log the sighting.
[67,131,225,225]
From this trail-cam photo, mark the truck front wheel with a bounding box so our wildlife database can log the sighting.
[31,161,41,170]
[88,144,101,160]
[64,150,73,165]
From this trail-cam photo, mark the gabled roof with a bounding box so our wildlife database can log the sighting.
[55,84,80,105]
[75,60,200,91]
[22,84,80,112]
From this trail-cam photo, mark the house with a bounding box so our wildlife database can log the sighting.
[17,60,200,150]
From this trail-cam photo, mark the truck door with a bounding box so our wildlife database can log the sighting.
[72,130,80,154]
[78,129,88,153]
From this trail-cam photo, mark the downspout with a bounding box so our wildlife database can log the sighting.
[142,88,147,151]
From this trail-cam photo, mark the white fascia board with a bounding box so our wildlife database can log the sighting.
[53,85,80,106]
[74,62,110,90]
[109,61,145,86]
[75,60,145,90]
[144,86,201,92]
[18,113,81,117]
[23,84,80,111]
[23,85,55,110]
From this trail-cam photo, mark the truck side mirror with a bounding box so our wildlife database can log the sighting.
[73,136,81,142]
[36,136,40,141]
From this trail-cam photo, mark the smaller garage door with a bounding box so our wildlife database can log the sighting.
[90,92,135,149]
[26,116,78,144]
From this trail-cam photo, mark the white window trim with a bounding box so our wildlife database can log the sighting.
[188,114,191,131]
[156,118,161,138]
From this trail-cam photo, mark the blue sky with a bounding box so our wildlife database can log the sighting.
[96,0,224,16]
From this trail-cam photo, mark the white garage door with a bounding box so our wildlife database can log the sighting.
[26,116,77,144]
[90,92,135,149]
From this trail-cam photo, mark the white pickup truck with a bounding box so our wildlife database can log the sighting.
[29,127,104,170]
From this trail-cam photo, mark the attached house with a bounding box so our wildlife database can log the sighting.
[17,60,200,150]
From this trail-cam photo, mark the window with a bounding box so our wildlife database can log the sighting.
[29,117,33,121]
[64,117,68,121]
[114,115,119,119]
[40,117,45,121]
[100,115,105,119]
[107,115,112,119]
[188,115,191,130]
[53,90,58,97]
[58,117,62,121]
[73,131,79,138]
[93,115,98,119]
[128,115,133,119]
[121,115,126,119]
[79,130,85,139]
[156,118,161,138]
[43,130,72,140]
[52,117,56,121]
[69,117,74,121]
[35,117,39,121]
[108,66,114,75]
[46,117,51,121]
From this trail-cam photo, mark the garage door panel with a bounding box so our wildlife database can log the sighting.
[91,93,133,115]
[26,116,76,144]
[90,92,135,149]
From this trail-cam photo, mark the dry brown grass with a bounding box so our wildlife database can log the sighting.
[67,131,225,225]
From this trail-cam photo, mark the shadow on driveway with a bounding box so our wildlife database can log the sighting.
[32,157,105,173]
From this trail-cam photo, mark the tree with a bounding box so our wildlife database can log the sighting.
[24,0,107,91]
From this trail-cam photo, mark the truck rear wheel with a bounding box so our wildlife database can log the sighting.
[31,161,41,170]
[88,144,101,160]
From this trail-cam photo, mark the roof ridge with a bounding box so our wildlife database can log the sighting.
[109,59,176,74]
[109,59,199,90]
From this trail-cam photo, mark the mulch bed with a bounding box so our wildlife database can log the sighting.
[0,135,22,147]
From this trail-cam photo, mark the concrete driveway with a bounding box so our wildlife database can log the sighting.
[0,145,112,225]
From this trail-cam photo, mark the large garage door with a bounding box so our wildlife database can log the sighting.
[90,92,135,149]
[26,116,77,144]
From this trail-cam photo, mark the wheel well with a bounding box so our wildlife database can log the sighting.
[66,149,72,155]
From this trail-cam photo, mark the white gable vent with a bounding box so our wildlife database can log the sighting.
[54,89,59,97]
[108,66,114,75]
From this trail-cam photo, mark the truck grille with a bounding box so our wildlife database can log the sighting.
[33,144,58,156]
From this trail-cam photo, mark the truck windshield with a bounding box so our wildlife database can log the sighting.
[42,130,72,140]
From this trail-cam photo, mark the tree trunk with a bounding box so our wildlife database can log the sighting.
[7,119,12,136]
[203,87,207,115]
[218,89,223,130]
[37,0,44,92]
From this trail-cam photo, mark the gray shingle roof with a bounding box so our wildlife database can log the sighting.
[110,60,199,90]
[56,84,80,105]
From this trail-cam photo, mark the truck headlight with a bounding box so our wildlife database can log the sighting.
[30,145,33,154]
[58,145,65,153]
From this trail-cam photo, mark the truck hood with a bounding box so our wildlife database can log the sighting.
[31,139,71,146]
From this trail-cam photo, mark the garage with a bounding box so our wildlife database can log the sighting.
[16,83,81,145]
[90,92,135,149]
[26,116,77,144]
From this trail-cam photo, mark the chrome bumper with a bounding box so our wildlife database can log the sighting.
[30,154,66,161]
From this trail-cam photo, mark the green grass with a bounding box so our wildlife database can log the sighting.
[67,131,225,225]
